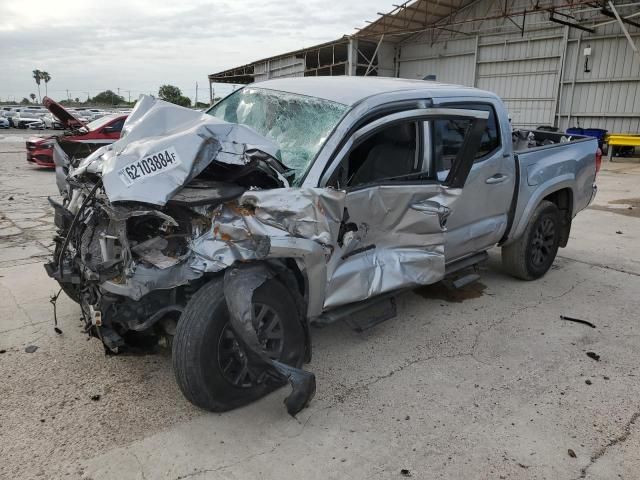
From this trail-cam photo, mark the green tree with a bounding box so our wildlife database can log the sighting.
[158,84,191,107]
[90,90,126,105]
[41,71,51,96]
[29,93,36,102]
[20,97,30,105]
[32,69,42,102]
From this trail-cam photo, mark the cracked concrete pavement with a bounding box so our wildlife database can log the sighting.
[1,130,639,479]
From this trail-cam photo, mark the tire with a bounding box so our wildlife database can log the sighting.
[502,200,561,280]
[173,275,305,412]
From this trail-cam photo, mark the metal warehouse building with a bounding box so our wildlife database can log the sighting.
[209,0,640,133]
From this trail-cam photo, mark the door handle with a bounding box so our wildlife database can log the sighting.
[485,174,508,184]
[410,200,451,228]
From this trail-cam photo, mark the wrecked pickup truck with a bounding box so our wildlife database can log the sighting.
[45,77,598,415]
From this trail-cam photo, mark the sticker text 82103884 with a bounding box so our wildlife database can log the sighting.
[118,146,182,187]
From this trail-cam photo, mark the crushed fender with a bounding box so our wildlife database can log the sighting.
[223,263,316,416]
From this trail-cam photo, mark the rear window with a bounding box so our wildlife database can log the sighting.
[432,103,501,174]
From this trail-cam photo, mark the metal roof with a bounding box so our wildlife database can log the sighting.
[354,0,630,40]
[209,0,639,84]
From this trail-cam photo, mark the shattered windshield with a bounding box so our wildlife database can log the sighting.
[207,87,347,184]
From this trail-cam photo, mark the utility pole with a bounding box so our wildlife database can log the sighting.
[66,89,70,101]
[195,81,198,107]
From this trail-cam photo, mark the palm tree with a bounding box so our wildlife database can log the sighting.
[41,71,51,97]
[30,93,36,102]
[32,69,42,103]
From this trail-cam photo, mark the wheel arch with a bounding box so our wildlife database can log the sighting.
[505,176,574,246]
[541,187,573,247]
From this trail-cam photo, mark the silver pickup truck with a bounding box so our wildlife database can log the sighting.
[46,77,598,416]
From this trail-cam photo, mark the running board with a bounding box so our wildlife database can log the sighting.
[452,273,481,289]
[312,294,397,332]
[445,251,488,276]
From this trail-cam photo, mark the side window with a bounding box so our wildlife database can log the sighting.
[330,121,421,188]
[107,118,125,133]
[433,118,473,176]
[432,103,500,178]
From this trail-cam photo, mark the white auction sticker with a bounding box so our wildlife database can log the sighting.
[117,146,182,187]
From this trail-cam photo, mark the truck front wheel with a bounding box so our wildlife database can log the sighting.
[172,276,305,412]
[502,200,561,280]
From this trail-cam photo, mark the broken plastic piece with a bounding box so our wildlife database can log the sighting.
[271,360,316,416]
[586,351,600,361]
[560,315,596,328]
[223,263,315,416]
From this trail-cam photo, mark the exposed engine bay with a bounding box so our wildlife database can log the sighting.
[46,96,345,415]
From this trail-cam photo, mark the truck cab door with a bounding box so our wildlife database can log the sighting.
[430,101,514,261]
[320,108,489,310]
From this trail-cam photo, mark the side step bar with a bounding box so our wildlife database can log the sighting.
[312,294,397,332]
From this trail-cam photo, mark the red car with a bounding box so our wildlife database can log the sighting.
[26,97,127,168]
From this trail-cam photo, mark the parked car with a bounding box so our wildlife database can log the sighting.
[45,78,598,416]
[28,119,46,130]
[15,112,44,129]
[0,117,9,129]
[42,113,64,129]
[2,111,19,127]
[26,97,127,167]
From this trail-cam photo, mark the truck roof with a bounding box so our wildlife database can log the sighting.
[251,76,498,106]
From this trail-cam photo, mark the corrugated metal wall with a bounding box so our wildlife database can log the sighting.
[392,0,640,133]
[476,34,564,127]
[558,24,640,133]
[254,56,305,82]
[399,37,476,85]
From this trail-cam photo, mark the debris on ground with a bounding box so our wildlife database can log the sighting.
[400,469,412,477]
[586,351,600,361]
[90,394,101,401]
[8,195,14,200]
[560,315,596,328]
[0,349,6,354]
[585,379,592,385]
[568,448,576,458]
[24,345,38,353]
[616,230,623,234]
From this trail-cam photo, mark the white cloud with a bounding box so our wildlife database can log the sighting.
[0,0,394,103]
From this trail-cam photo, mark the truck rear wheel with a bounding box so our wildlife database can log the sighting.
[172,276,305,412]
[502,200,561,280]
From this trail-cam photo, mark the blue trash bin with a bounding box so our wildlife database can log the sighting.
[583,128,608,147]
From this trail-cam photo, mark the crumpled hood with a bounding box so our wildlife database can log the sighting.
[73,95,283,205]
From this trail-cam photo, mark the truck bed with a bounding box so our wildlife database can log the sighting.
[504,130,598,245]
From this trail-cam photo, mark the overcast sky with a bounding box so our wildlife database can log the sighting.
[0,0,394,104]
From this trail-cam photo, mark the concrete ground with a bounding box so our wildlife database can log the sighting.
[1,130,639,480]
